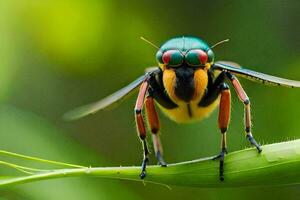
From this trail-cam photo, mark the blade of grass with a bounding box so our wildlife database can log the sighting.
[0,139,300,188]
[0,150,86,168]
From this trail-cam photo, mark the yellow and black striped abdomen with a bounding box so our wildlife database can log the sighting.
[158,97,220,123]
[157,67,220,123]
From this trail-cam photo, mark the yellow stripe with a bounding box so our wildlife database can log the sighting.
[162,69,179,103]
[193,68,208,102]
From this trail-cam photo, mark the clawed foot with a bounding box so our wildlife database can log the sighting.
[139,157,149,179]
[139,151,168,179]
[156,151,167,167]
[212,148,227,181]
[246,135,262,153]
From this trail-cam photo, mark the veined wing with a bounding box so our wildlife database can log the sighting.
[63,68,160,121]
[213,61,300,88]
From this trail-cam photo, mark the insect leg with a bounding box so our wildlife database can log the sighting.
[145,96,167,167]
[226,72,262,152]
[213,83,230,181]
[135,80,150,179]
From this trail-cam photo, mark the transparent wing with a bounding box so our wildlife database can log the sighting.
[213,61,300,88]
[63,68,160,121]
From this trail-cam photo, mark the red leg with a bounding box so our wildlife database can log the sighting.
[218,84,231,135]
[134,80,150,179]
[213,83,230,181]
[226,72,262,152]
[145,96,167,167]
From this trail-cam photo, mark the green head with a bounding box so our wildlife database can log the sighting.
[156,36,214,68]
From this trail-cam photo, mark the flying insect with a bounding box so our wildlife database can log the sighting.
[64,36,300,181]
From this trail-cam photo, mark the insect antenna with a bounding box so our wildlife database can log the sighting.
[210,39,230,49]
[140,36,159,49]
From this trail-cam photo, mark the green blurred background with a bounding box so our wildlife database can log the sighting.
[0,0,300,199]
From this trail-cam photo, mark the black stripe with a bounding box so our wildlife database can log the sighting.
[187,104,193,117]
[199,71,226,107]
[149,70,178,109]
[174,67,195,102]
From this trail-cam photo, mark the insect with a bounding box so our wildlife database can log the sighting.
[64,36,300,181]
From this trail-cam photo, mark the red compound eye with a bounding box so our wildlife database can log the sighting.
[186,49,208,66]
[162,51,172,64]
[197,50,208,64]
[162,50,184,66]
